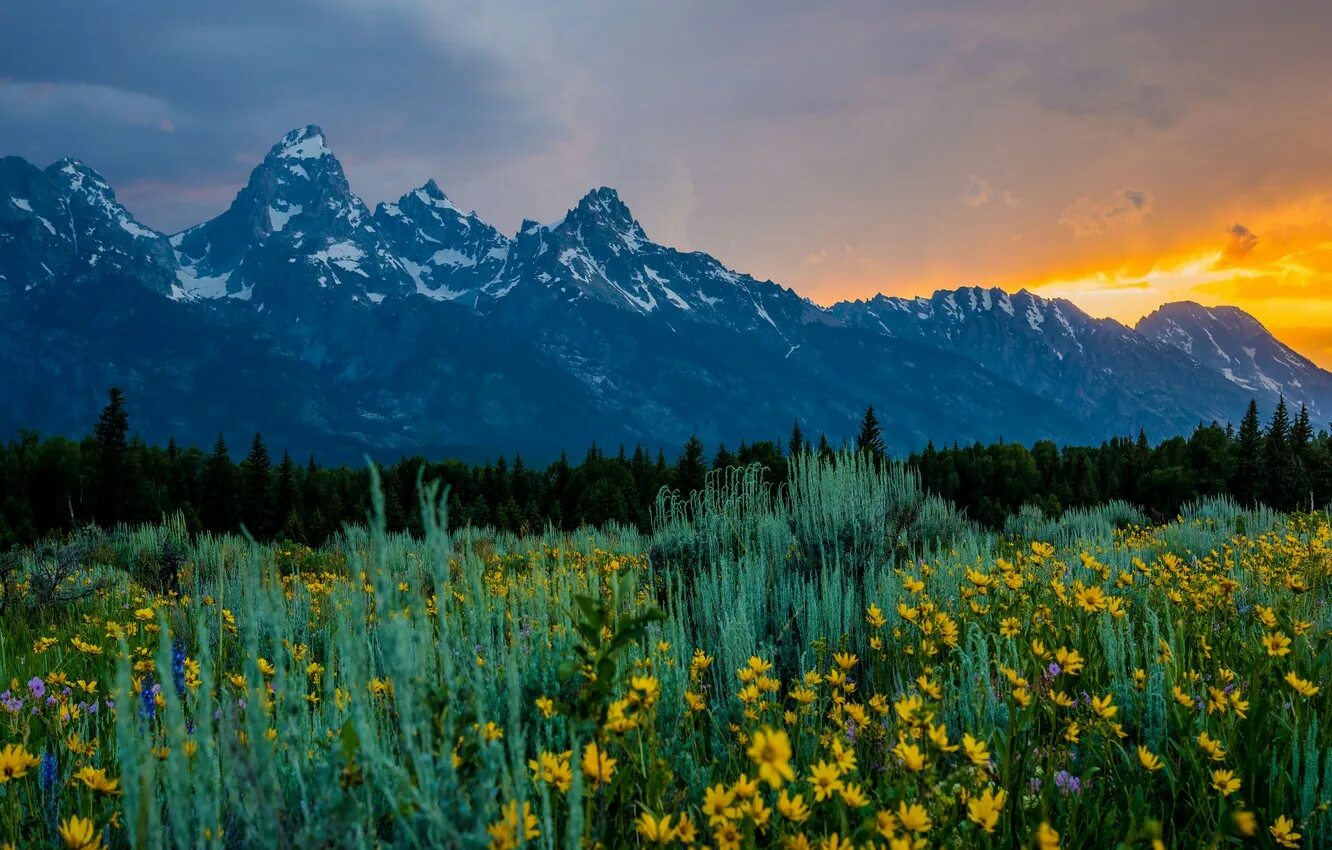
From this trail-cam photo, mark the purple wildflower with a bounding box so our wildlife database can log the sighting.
[1054,770,1082,795]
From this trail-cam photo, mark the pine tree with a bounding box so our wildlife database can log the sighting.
[788,420,805,459]
[200,434,238,532]
[855,405,885,460]
[241,433,273,537]
[93,387,130,526]
[165,437,183,506]
[817,433,833,461]
[675,434,708,495]
[1232,399,1265,506]
[302,454,320,518]
[712,443,736,470]
[275,450,300,539]
[1293,404,1312,446]
[511,453,531,508]
[1290,405,1314,509]
[1263,396,1298,509]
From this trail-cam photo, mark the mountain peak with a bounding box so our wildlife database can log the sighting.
[405,178,470,216]
[1138,300,1332,415]
[574,186,631,219]
[1140,301,1270,342]
[270,125,330,161]
[48,158,115,197]
[419,178,447,199]
[561,186,647,250]
[1149,300,1255,322]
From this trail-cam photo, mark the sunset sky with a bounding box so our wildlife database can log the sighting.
[5,1,1332,363]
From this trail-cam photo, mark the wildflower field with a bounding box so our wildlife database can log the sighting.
[1,457,1330,849]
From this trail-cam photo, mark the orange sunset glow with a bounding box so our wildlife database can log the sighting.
[789,195,1332,369]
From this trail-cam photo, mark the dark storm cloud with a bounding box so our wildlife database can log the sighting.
[1215,223,1259,268]
[0,0,554,230]
[5,0,1332,308]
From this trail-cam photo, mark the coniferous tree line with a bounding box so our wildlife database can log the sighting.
[2,390,1330,548]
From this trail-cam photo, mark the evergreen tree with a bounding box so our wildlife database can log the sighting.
[855,405,885,460]
[712,442,737,470]
[274,450,300,539]
[675,435,708,495]
[301,454,321,522]
[200,434,238,533]
[1232,400,1265,506]
[549,451,573,530]
[1290,405,1314,509]
[788,420,805,458]
[164,437,185,507]
[241,433,273,537]
[1293,404,1313,451]
[511,453,531,509]
[1263,396,1298,509]
[93,387,130,525]
[817,433,833,461]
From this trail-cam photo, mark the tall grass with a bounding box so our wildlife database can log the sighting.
[0,455,1328,848]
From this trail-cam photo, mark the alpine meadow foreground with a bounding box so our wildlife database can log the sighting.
[1,457,1329,849]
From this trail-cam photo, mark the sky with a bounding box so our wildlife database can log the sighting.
[5,1,1332,363]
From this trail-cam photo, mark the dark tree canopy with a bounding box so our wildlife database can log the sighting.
[2,389,1330,549]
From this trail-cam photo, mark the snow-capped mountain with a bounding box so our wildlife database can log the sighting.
[1138,302,1332,419]
[371,179,510,305]
[830,286,1257,436]
[171,125,414,315]
[2,125,1325,459]
[474,187,833,346]
[0,155,178,298]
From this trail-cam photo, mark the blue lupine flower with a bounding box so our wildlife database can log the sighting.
[172,639,188,697]
[141,676,158,720]
[38,750,57,793]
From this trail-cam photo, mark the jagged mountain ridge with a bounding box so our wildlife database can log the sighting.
[170,126,415,315]
[827,286,1287,436]
[0,155,179,298]
[1137,302,1332,421]
[2,124,1326,460]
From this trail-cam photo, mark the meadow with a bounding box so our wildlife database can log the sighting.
[0,455,1329,849]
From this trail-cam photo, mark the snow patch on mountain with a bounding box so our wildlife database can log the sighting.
[311,240,368,277]
[277,127,330,160]
[268,204,302,232]
[172,266,234,301]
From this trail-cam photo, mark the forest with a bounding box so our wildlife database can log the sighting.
[0,388,1325,549]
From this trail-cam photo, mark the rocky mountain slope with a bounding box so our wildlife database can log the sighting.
[3,126,1322,459]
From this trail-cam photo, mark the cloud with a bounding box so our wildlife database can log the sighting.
[5,0,1332,309]
[961,174,993,207]
[1059,188,1155,237]
[1214,223,1259,268]
[804,249,830,265]
[0,0,557,231]
[0,81,176,132]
